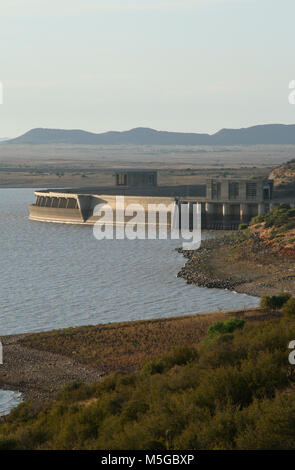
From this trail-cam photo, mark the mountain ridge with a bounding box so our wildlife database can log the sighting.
[6,124,295,146]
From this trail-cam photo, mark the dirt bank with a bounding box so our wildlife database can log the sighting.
[177,233,295,297]
[0,334,102,406]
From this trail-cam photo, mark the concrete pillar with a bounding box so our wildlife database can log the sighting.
[240,203,249,223]
[205,202,215,229]
[199,202,206,229]
[222,203,231,217]
[188,202,194,230]
[223,203,232,229]
[205,203,215,214]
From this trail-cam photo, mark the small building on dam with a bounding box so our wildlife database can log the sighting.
[29,169,276,230]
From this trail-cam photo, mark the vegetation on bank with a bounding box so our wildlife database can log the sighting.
[251,203,295,231]
[260,292,292,311]
[206,318,245,339]
[1,306,295,449]
[250,204,295,250]
[20,312,248,374]
[237,203,295,236]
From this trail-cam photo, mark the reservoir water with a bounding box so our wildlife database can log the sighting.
[0,188,259,415]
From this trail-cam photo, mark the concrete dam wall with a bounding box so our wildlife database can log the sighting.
[29,171,278,230]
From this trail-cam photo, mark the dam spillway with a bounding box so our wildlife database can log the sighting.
[29,170,276,230]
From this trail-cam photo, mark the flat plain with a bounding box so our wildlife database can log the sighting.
[0,143,292,188]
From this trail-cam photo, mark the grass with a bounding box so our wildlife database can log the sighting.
[21,309,267,375]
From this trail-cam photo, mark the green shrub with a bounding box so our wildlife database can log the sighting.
[238,223,248,230]
[250,204,295,233]
[207,318,245,339]
[235,393,295,450]
[250,215,264,225]
[0,438,20,450]
[260,293,292,310]
[284,219,295,231]
[264,204,293,228]
[276,293,293,307]
[282,297,295,318]
[2,318,295,450]
[142,346,198,375]
[141,359,164,375]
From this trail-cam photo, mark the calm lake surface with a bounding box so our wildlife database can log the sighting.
[0,188,259,415]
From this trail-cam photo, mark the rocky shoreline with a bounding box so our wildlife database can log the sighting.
[176,232,295,297]
[177,235,245,291]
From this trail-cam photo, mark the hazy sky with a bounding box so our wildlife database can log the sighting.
[0,0,294,137]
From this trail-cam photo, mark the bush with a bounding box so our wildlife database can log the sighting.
[260,293,292,310]
[250,215,264,225]
[2,317,295,450]
[142,346,198,375]
[0,438,20,450]
[264,205,294,228]
[238,223,248,230]
[207,318,245,339]
[250,204,295,232]
[282,297,295,318]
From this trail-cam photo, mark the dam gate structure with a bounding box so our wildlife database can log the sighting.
[29,170,283,230]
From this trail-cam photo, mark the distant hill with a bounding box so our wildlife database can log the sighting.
[6,124,295,146]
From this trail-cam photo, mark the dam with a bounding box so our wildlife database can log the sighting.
[29,169,275,230]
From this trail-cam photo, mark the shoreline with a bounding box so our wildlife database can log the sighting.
[0,308,279,408]
[177,233,295,297]
[0,334,102,407]
[1,228,293,412]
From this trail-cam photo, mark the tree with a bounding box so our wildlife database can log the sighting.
[282,297,295,318]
